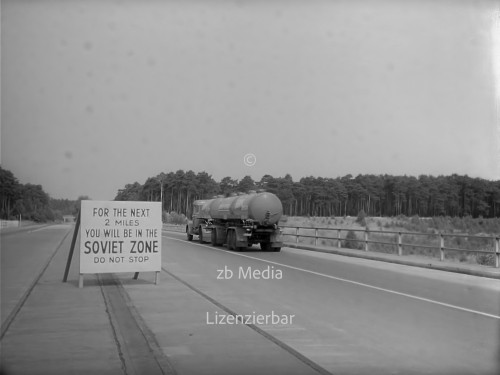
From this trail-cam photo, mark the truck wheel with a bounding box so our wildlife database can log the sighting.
[186,227,193,241]
[272,247,281,252]
[199,227,204,243]
[227,230,235,250]
[260,242,271,251]
[229,230,241,251]
[233,232,245,251]
[211,229,217,246]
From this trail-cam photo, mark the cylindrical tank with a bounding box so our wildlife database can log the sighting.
[208,192,283,225]
[247,192,283,224]
[198,199,214,219]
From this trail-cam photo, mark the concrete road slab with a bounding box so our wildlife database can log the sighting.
[119,271,324,375]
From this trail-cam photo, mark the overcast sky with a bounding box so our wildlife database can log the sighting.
[2,0,499,200]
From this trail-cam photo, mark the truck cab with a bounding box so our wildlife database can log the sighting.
[186,200,212,243]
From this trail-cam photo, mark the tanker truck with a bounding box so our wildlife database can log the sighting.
[187,191,283,251]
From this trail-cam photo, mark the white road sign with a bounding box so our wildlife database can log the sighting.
[79,200,162,274]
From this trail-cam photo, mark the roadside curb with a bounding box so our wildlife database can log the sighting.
[0,224,52,236]
[285,243,500,280]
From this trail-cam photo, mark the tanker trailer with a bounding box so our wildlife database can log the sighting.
[186,199,214,243]
[208,191,283,251]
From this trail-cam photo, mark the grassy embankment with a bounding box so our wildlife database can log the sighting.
[279,215,500,266]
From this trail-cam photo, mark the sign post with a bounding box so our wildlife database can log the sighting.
[69,200,162,288]
[62,211,81,283]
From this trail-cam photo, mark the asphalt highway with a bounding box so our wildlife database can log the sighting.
[1,225,499,374]
[162,231,500,375]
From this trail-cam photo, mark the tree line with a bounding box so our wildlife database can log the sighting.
[115,170,500,219]
[1,165,498,221]
[0,166,82,222]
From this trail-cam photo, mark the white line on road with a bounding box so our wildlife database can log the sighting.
[30,224,70,232]
[164,234,500,320]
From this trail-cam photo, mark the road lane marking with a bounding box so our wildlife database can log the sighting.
[30,224,70,232]
[163,234,500,320]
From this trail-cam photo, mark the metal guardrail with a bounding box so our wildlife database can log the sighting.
[0,220,20,229]
[163,222,500,268]
[163,223,185,232]
[280,226,500,268]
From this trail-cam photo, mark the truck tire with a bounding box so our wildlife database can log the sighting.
[227,230,235,250]
[260,242,271,251]
[211,229,217,246]
[272,247,281,252]
[233,231,245,251]
[186,227,193,241]
[199,226,204,243]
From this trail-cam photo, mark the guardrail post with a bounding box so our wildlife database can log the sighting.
[495,237,499,268]
[398,232,402,256]
[364,228,369,252]
[337,229,341,248]
[295,227,299,244]
[315,228,318,246]
[439,233,445,261]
